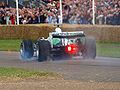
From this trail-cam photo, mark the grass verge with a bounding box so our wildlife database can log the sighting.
[96,42,120,58]
[0,40,120,58]
[0,40,21,51]
[0,67,60,82]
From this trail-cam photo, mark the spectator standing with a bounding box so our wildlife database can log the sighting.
[32,15,39,24]
[1,14,6,24]
[46,12,53,23]
[10,14,15,25]
[4,13,10,25]
[40,12,46,23]
[0,12,2,24]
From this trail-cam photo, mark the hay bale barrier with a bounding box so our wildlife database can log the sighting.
[0,24,120,42]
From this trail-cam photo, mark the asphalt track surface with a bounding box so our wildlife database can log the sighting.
[0,51,120,82]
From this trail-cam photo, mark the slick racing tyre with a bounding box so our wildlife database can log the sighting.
[82,37,96,59]
[36,40,51,62]
[20,40,34,59]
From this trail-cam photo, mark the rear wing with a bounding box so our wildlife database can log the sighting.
[50,31,85,38]
[48,31,85,48]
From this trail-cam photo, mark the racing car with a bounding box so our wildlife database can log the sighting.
[20,29,96,62]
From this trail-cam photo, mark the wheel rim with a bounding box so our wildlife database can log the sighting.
[36,47,39,60]
[20,44,24,57]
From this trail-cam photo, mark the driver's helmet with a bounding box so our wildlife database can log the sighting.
[55,27,62,33]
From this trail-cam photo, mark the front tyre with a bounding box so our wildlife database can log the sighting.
[20,40,34,59]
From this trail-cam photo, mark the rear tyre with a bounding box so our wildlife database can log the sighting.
[82,37,96,59]
[37,40,51,62]
[20,40,34,59]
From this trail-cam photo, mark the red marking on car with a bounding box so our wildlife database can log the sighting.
[65,44,79,54]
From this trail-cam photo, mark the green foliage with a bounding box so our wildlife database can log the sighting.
[0,40,21,51]
[0,67,56,78]
[97,42,120,58]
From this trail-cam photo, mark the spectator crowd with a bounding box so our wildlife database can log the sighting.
[0,0,120,25]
